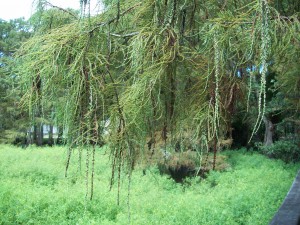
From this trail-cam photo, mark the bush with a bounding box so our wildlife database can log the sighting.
[260,140,300,163]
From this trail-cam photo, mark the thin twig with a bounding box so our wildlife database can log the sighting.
[45,1,78,19]
[110,32,139,38]
[89,3,142,34]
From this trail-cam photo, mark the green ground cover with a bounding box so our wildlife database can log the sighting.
[0,145,298,225]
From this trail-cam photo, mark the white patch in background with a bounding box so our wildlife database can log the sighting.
[0,0,104,21]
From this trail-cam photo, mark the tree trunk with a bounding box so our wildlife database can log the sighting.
[264,116,274,146]
[37,123,43,146]
[48,124,54,146]
[27,128,33,145]
[57,127,63,144]
[33,125,38,145]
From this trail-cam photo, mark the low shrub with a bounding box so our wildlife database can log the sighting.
[260,140,300,163]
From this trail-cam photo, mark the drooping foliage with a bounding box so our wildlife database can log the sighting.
[15,0,300,199]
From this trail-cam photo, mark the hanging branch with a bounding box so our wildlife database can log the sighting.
[249,0,270,141]
[212,30,221,170]
[105,24,128,206]
[90,94,99,200]
[65,146,72,177]
[117,0,121,21]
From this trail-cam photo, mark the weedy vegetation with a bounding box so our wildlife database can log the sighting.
[0,144,298,225]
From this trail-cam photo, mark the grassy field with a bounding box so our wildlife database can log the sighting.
[0,145,298,225]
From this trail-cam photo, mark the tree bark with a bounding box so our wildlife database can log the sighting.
[37,123,43,146]
[57,127,63,144]
[27,128,33,145]
[33,125,38,145]
[264,116,274,146]
[48,124,54,146]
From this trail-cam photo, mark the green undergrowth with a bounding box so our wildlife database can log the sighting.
[0,145,299,225]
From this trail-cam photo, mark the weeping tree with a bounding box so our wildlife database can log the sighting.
[15,0,300,201]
